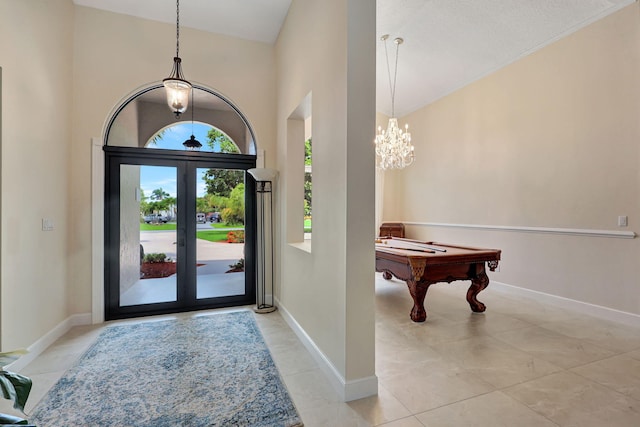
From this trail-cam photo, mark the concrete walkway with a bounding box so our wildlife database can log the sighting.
[122,230,245,306]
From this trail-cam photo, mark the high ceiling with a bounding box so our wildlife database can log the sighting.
[74,0,634,117]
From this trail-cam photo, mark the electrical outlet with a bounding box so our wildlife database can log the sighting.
[618,215,628,227]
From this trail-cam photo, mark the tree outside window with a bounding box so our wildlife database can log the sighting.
[304,138,312,234]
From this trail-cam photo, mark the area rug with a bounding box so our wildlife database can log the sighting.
[30,310,303,427]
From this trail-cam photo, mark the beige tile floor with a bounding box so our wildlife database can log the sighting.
[5,273,640,426]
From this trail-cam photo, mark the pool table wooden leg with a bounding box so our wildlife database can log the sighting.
[466,266,489,313]
[407,280,429,322]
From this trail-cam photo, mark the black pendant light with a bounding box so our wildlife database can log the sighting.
[163,0,192,118]
[183,89,202,150]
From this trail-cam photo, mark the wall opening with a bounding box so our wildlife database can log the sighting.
[286,92,312,248]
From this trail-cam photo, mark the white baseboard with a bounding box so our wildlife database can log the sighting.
[344,374,379,401]
[491,281,640,328]
[275,299,378,402]
[7,313,92,372]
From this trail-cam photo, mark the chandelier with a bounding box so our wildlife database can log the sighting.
[375,35,414,170]
[163,0,192,118]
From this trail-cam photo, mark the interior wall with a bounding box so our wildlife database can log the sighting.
[109,99,139,148]
[275,0,377,399]
[69,6,277,315]
[0,65,3,344]
[385,3,640,317]
[0,0,74,349]
[375,111,389,233]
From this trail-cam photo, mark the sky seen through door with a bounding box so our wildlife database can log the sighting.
[141,122,233,198]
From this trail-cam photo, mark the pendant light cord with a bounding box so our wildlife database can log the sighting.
[383,36,401,118]
[175,0,180,58]
[191,88,195,134]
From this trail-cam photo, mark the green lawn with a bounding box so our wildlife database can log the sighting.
[210,222,243,229]
[140,223,239,243]
[140,222,242,231]
[140,222,177,231]
[304,218,312,233]
[141,222,293,238]
[196,229,235,243]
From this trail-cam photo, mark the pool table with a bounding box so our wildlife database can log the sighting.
[375,237,501,322]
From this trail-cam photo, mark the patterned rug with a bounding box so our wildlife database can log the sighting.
[30,311,303,426]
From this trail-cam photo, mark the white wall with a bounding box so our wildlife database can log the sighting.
[275,0,377,400]
[2,2,378,401]
[68,6,278,314]
[384,3,640,318]
[0,1,277,347]
[0,0,74,349]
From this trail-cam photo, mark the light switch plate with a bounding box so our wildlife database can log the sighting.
[42,218,54,231]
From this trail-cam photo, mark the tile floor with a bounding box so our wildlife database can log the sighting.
[5,273,640,426]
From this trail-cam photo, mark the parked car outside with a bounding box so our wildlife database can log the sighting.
[196,213,206,223]
[144,213,169,223]
[208,212,222,223]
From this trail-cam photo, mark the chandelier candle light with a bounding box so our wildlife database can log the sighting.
[163,0,192,118]
[375,35,415,170]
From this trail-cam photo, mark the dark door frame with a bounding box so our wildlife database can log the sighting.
[104,146,256,320]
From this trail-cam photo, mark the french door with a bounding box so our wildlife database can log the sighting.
[104,147,256,320]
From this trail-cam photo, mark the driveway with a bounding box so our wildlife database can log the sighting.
[140,230,244,270]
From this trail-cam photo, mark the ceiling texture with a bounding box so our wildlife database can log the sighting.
[74,0,635,117]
